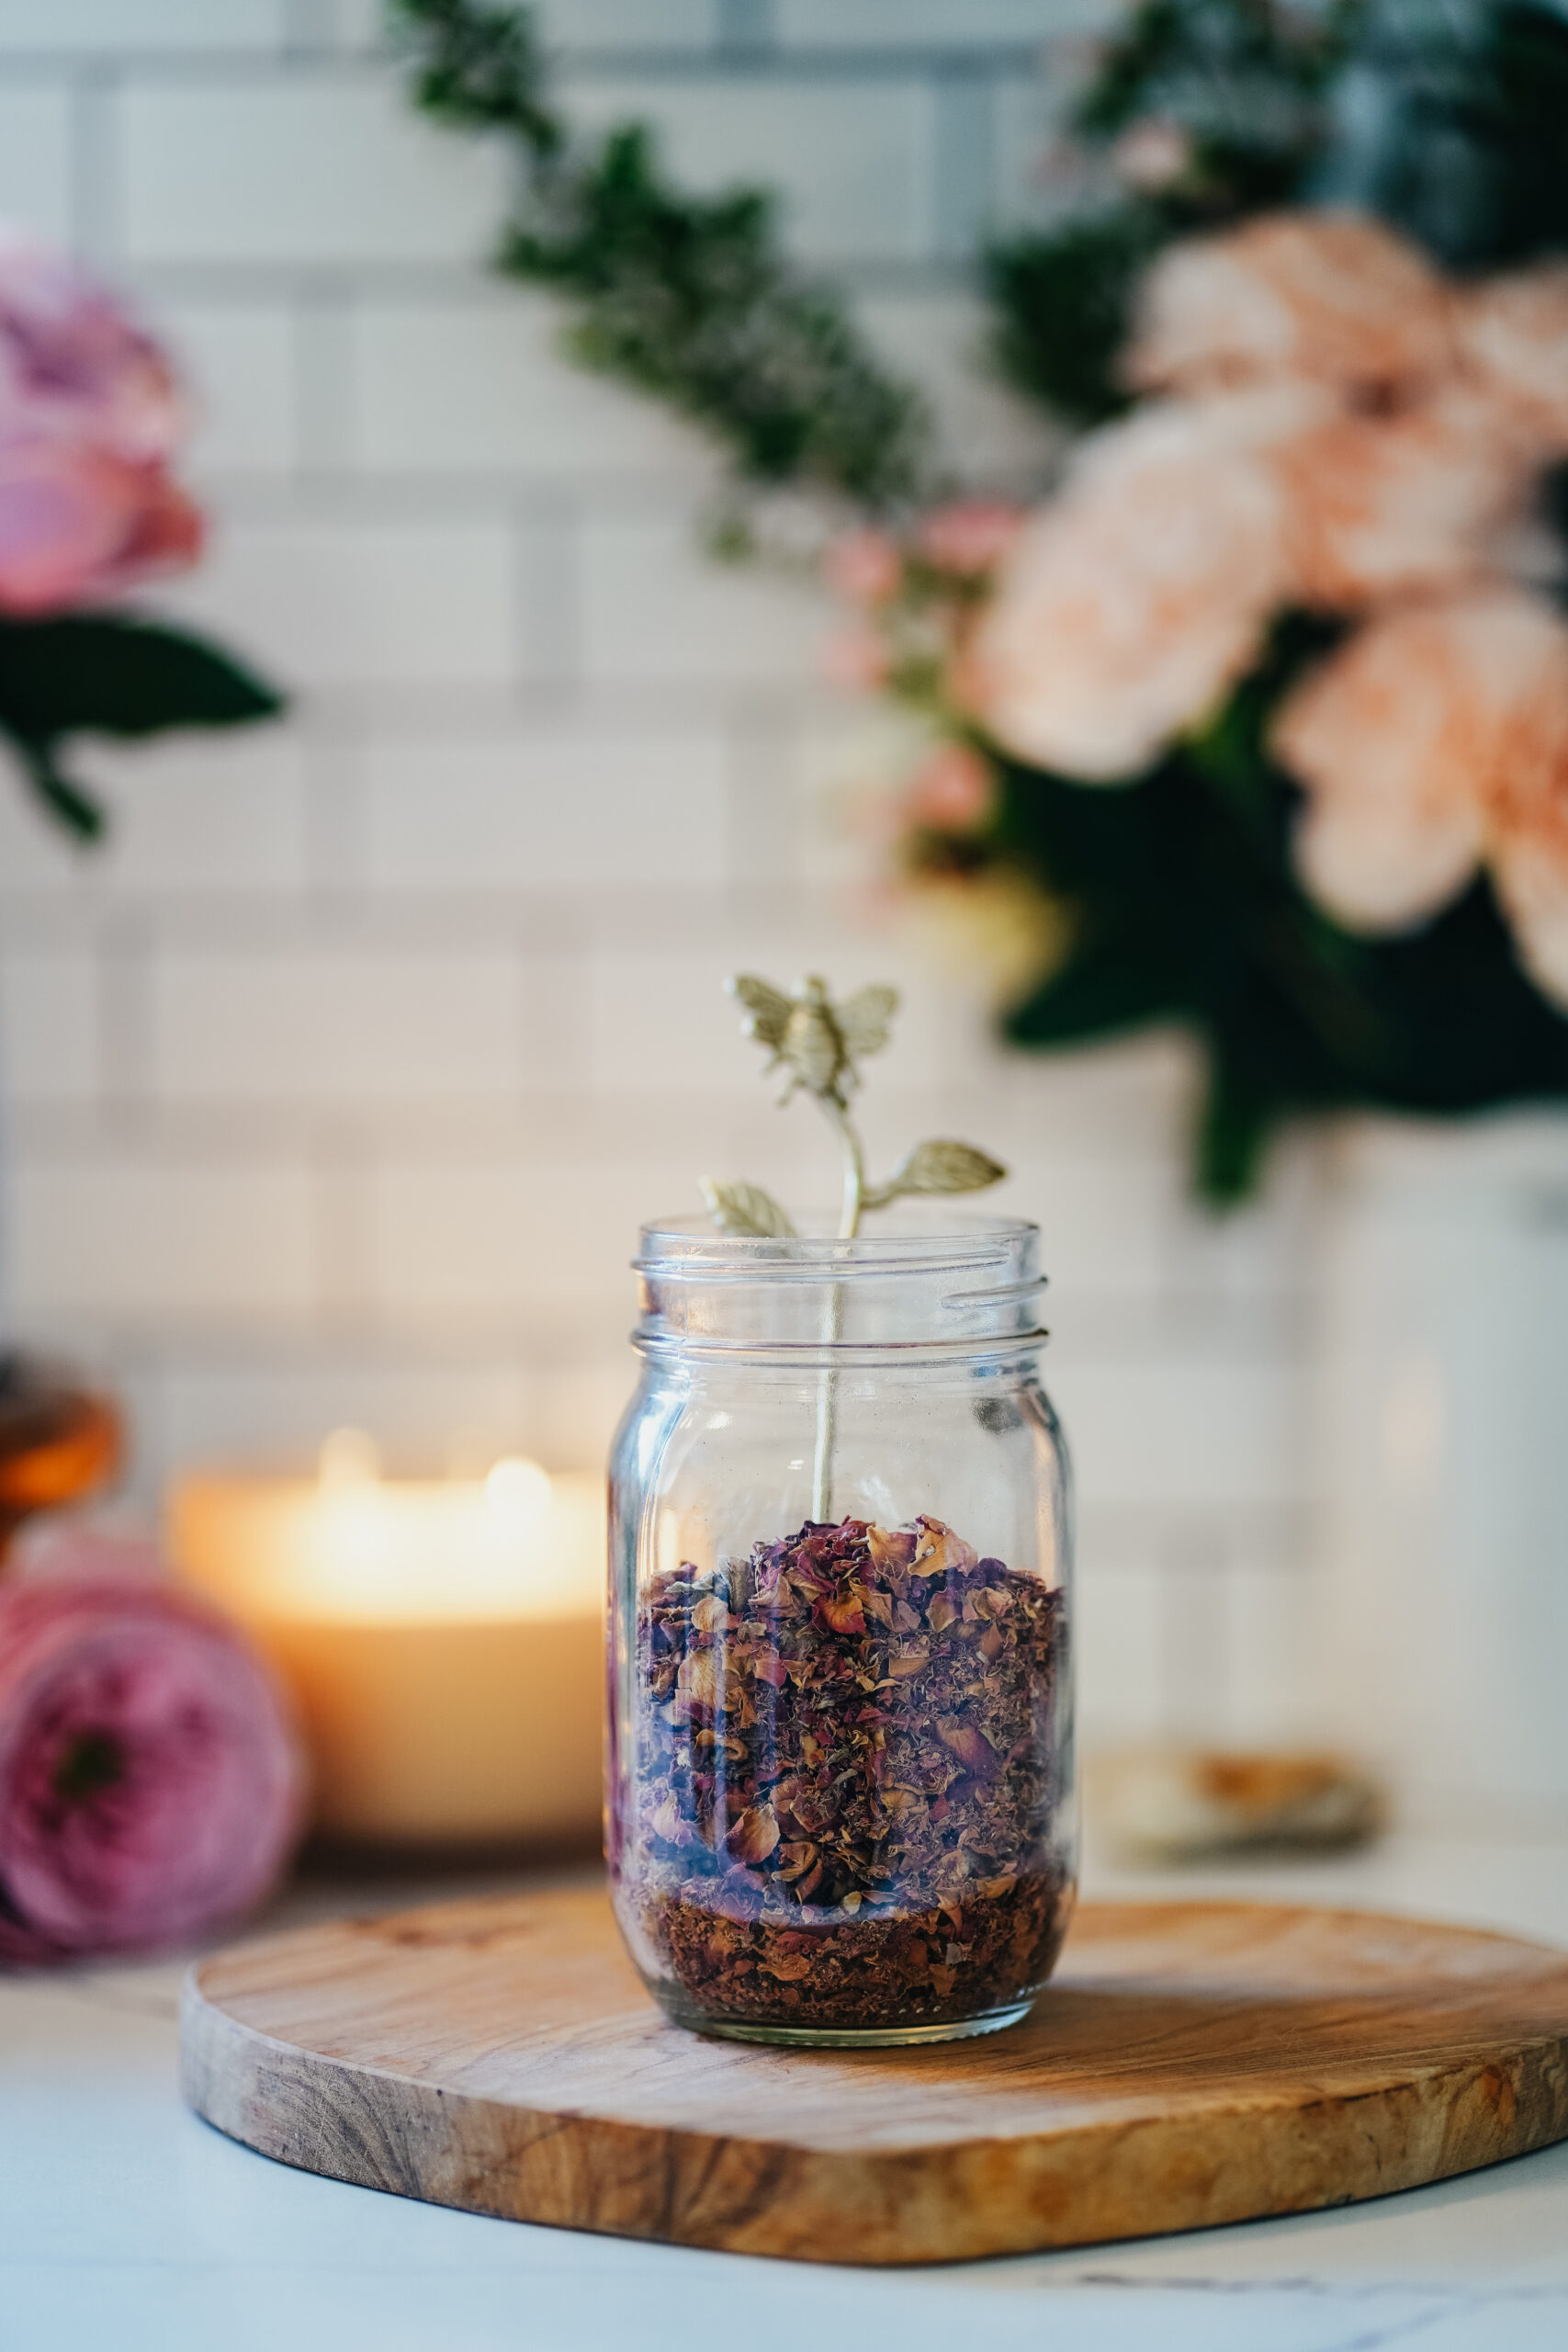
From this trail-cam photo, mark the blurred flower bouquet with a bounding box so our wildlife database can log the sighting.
[838,0,1568,1199]
[847,209,1568,1195]
[404,0,1568,1197]
[0,228,280,837]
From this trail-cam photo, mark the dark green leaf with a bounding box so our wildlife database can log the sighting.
[10,739,105,841]
[0,613,283,743]
[1196,1058,1278,1206]
[986,213,1161,427]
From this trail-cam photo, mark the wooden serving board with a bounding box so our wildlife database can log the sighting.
[181,1888,1568,2267]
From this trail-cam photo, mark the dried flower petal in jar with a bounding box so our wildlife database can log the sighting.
[630,1511,1067,2036]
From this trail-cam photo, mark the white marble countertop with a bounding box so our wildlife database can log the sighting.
[5,1830,1567,2352]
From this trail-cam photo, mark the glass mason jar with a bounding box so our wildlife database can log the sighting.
[607,1213,1075,2046]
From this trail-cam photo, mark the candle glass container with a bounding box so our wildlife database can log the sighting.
[607,1215,1074,2047]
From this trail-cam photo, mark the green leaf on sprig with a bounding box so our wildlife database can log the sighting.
[864,1139,1010,1209]
[700,1178,797,1238]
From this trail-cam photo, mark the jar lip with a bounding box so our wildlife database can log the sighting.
[636,1211,1040,1283]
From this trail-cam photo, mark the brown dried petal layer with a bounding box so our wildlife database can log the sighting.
[650,1867,1070,2030]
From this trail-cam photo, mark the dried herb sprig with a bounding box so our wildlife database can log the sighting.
[700,975,1007,1518]
[701,975,1006,1244]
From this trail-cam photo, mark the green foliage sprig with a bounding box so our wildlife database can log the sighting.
[392,0,1568,1205]
[394,0,928,507]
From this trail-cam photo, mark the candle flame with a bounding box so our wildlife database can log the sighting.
[485,1456,552,1518]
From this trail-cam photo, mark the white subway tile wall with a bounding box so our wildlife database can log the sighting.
[0,0,1318,1750]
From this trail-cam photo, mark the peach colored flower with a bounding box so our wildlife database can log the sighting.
[1454,264,1568,456]
[905,742,996,832]
[1271,587,1568,1004]
[825,526,901,607]
[1127,211,1454,398]
[964,390,1318,779]
[914,500,1026,578]
[1275,386,1537,609]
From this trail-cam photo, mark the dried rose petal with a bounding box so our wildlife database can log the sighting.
[911,1518,979,1578]
[761,1951,814,1981]
[865,1525,916,1574]
[937,1720,1001,1779]
[726,1802,781,1865]
[675,1651,722,1713]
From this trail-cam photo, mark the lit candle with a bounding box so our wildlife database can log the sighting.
[166,1435,604,1847]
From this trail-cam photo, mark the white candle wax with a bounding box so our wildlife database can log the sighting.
[166,1453,604,1846]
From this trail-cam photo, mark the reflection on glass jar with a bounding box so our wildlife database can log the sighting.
[607,1214,1075,2047]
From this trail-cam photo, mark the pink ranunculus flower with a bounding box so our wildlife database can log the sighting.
[1271,587,1568,1004]
[964,388,1320,779]
[0,225,202,616]
[1454,263,1568,457]
[914,500,1026,579]
[0,1528,305,1963]
[824,526,902,608]
[1275,386,1539,609]
[1126,210,1454,398]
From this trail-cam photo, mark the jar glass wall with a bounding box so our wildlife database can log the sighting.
[607,1215,1074,2046]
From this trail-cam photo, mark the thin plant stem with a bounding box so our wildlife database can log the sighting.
[811,1096,866,1521]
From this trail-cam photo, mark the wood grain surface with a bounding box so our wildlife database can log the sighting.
[181,1889,1568,2265]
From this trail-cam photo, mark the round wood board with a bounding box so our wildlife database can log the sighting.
[181,1888,1568,2266]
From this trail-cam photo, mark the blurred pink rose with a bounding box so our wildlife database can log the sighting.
[1127,211,1453,398]
[0,228,184,460]
[964,390,1316,778]
[825,526,901,607]
[1276,387,1537,608]
[1455,264,1568,456]
[0,226,202,616]
[0,436,200,616]
[906,742,996,831]
[1271,587,1568,1004]
[0,1528,305,1963]
[915,500,1026,579]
